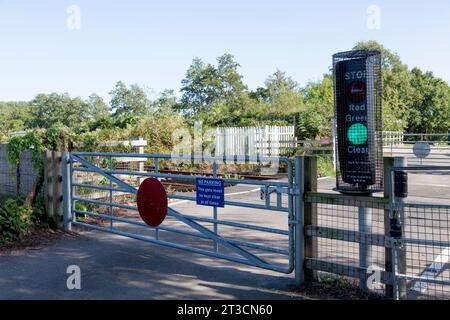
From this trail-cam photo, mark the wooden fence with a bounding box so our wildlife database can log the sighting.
[44,150,64,228]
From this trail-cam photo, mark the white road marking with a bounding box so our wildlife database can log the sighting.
[224,188,261,197]
[409,183,450,188]
[411,248,450,294]
[168,188,260,207]
[168,200,190,207]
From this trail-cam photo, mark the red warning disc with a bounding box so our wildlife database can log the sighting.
[136,178,168,227]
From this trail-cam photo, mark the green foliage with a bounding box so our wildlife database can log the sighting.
[179,54,248,117]
[29,93,92,131]
[407,68,450,133]
[7,132,44,173]
[109,81,152,117]
[0,196,49,245]
[7,128,69,173]
[153,89,179,114]
[0,198,33,245]
[0,101,32,143]
[353,41,413,132]
[317,157,336,178]
[29,197,50,228]
[319,274,352,290]
[297,110,326,140]
[87,93,110,120]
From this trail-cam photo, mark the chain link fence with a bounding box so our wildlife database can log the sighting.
[0,144,40,198]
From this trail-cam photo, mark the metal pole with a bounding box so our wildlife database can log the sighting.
[394,156,407,299]
[359,206,372,290]
[213,161,219,253]
[294,156,305,286]
[155,157,159,240]
[383,157,395,299]
[109,156,113,230]
[331,117,337,169]
[62,152,72,231]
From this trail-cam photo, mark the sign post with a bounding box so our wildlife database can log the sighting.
[413,142,431,165]
[333,50,383,194]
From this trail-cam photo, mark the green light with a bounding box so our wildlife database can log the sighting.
[347,123,368,145]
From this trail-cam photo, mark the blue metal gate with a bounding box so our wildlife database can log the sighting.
[62,152,301,277]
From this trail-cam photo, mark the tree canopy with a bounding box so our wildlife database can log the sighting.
[0,41,449,145]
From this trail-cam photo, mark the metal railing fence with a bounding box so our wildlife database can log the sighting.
[389,165,450,300]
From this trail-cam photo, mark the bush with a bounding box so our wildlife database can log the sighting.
[317,157,336,178]
[0,197,49,245]
[0,198,33,245]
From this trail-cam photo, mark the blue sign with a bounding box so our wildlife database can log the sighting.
[196,178,225,208]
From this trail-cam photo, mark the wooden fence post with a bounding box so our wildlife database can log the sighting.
[54,151,63,229]
[44,150,53,222]
[44,150,64,229]
[304,156,318,282]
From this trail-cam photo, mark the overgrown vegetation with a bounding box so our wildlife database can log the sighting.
[0,196,49,245]
[317,158,335,178]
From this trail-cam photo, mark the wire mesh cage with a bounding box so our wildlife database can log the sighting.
[333,50,383,194]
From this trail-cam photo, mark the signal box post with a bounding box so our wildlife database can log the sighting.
[333,50,383,291]
[333,50,383,194]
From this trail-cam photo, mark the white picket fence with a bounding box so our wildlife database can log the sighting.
[383,131,404,146]
[215,125,295,157]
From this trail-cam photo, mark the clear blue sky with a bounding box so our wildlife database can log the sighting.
[0,0,449,102]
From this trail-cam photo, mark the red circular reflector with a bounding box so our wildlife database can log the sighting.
[347,81,366,103]
[137,178,168,227]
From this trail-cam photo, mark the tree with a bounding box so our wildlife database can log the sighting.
[29,93,90,130]
[264,70,299,100]
[179,54,248,116]
[216,54,248,112]
[299,75,334,138]
[353,40,403,70]
[87,93,110,120]
[249,70,305,125]
[407,68,450,134]
[353,41,413,131]
[263,70,304,114]
[109,81,151,117]
[153,89,178,114]
[0,102,33,143]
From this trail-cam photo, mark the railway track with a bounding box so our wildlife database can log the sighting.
[149,168,286,181]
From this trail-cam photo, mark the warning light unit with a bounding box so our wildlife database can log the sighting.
[333,50,383,194]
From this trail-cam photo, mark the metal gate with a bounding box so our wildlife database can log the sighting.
[62,152,299,277]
